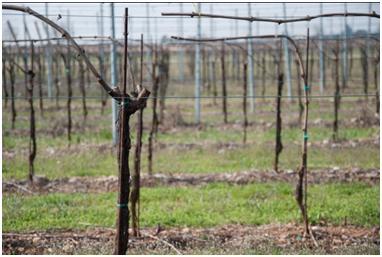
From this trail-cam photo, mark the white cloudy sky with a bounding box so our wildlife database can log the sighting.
[2,2,380,43]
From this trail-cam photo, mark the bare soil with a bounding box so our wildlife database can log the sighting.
[2,223,379,255]
[3,168,379,195]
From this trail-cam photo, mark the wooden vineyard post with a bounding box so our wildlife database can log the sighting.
[234,48,240,81]
[115,99,130,254]
[158,46,170,124]
[53,41,61,108]
[19,23,30,99]
[274,39,284,173]
[27,42,36,184]
[114,9,150,254]
[148,44,159,176]
[295,59,304,125]
[349,41,354,76]
[98,43,107,114]
[115,8,130,254]
[212,58,217,106]
[295,27,310,236]
[131,34,145,237]
[242,63,248,144]
[360,47,369,101]
[309,43,314,90]
[333,39,341,141]
[374,46,380,114]
[36,42,44,117]
[34,21,44,116]
[79,58,88,120]
[206,49,212,96]
[236,47,241,82]
[274,73,284,172]
[221,42,228,124]
[61,40,72,144]
[201,46,207,92]
[261,50,266,97]
[8,54,17,130]
[86,64,91,96]
[2,47,9,108]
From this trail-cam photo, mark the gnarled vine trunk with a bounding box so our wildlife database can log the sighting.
[27,42,36,184]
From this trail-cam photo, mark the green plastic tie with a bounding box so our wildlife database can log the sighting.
[120,98,129,108]
[304,132,309,140]
[117,203,128,208]
[304,85,310,91]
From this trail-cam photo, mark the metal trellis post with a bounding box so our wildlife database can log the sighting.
[44,3,53,99]
[110,3,119,146]
[282,3,292,101]
[247,3,255,112]
[195,3,201,124]
[319,3,325,94]
[178,3,184,82]
[342,3,348,88]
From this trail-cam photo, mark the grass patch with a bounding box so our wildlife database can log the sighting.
[152,143,378,174]
[3,182,379,232]
[3,138,379,180]
[3,139,379,180]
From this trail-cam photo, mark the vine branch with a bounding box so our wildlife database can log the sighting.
[162,11,380,24]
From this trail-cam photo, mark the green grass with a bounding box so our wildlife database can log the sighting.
[3,150,118,180]
[3,137,379,180]
[3,182,379,232]
[156,120,378,144]
[5,123,377,152]
[154,143,379,174]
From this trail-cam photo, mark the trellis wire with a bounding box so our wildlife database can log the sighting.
[2,94,378,100]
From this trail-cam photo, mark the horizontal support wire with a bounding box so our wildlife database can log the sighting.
[2,34,379,44]
[2,94,377,100]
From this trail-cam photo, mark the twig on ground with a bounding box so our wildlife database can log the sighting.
[3,182,35,194]
[141,232,183,255]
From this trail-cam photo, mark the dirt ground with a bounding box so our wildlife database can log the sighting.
[3,168,379,195]
[2,223,379,255]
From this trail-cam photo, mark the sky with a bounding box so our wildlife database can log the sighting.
[2,2,380,44]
